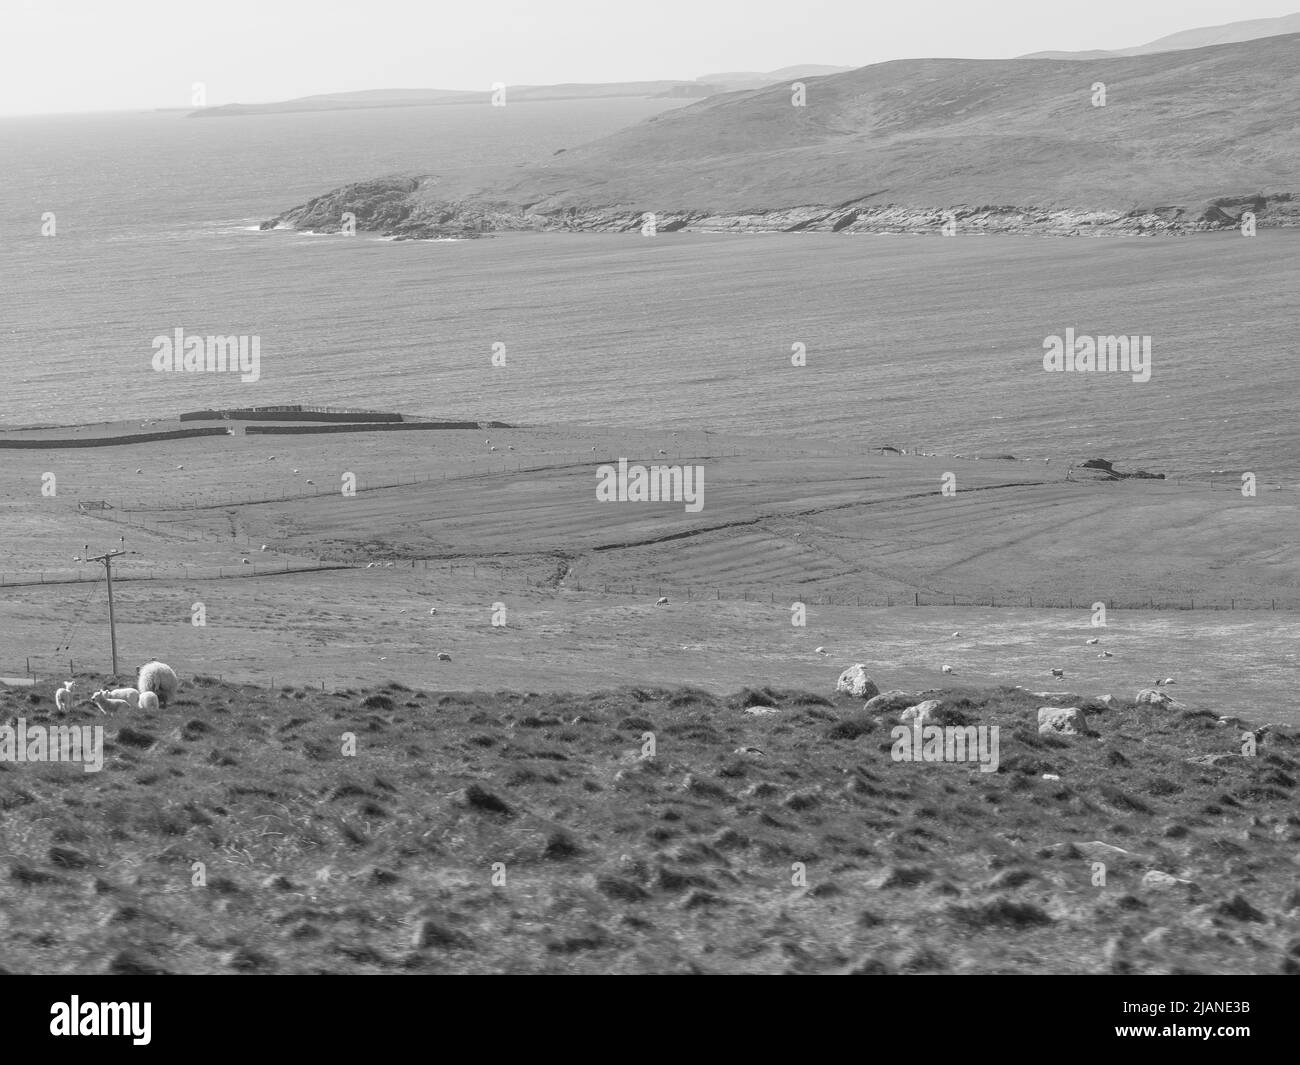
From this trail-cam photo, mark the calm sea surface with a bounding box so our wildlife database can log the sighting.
[2,102,1297,479]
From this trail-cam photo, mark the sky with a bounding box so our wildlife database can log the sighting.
[4,0,1298,115]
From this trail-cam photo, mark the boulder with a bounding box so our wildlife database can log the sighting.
[863,690,919,714]
[1141,870,1194,891]
[900,699,942,725]
[835,664,879,700]
[1038,706,1088,736]
[742,706,779,716]
[1135,688,1175,707]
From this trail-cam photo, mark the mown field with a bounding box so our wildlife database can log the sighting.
[1,676,1296,974]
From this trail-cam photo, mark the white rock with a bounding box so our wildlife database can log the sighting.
[1135,688,1176,707]
[1038,706,1087,736]
[901,699,943,725]
[1141,870,1192,891]
[1042,773,1060,781]
[835,664,880,700]
[743,706,779,716]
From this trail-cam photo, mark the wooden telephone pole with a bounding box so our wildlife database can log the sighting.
[77,537,128,676]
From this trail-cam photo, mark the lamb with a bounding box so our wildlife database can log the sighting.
[104,686,140,708]
[139,691,159,711]
[55,680,75,711]
[136,660,178,707]
[91,690,132,714]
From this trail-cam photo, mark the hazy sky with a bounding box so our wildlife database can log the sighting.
[5,0,1297,115]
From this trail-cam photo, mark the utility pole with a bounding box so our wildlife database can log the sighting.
[76,537,129,676]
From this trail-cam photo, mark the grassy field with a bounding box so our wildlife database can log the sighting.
[1,418,1297,974]
[1,676,1296,974]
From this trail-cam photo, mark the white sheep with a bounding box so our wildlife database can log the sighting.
[91,690,132,714]
[952,631,962,638]
[941,664,954,674]
[137,660,178,707]
[429,608,437,615]
[242,558,251,565]
[1098,651,1113,658]
[814,646,828,655]
[105,686,140,708]
[55,680,75,711]
[437,652,452,662]
[655,596,668,606]
[1086,637,1099,645]
[260,544,268,551]
[139,691,159,711]
[305,479,314,485]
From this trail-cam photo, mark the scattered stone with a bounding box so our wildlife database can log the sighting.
[835,664,880,699]
[1140,870,1193,891]
[900,699,943,726]
[1038,706,1088,736]
[1135,688,1176,707]
[743,705,779,716]
[863,690,919,713]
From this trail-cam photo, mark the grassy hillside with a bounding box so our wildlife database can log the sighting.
[1,676,1295,974]
[270,34,1300,230]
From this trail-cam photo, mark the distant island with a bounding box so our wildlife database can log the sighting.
[187,67,855,118]
[261,34,1300,240]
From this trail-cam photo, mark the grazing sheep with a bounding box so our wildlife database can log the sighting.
[292,468,300,474]
[1098,651,1113,658]
[242,558,251,565]
[136,661,178,708]
[1086,637,1099,645]
[1050,668,1065,679]
[952,631,962,638]
[507,445,514,451]
[655,596,669,606]
[814,646,828,656]
[1161,677,1175,685]
[91,691,132,714]
[428,608,437,615]
[437,652,452,662]
[105,686,139,708]
[657,449,666,455]
[176,464,184,470]
[489,446,497,452]
[305,479,315,485]
[135,468,143,474]
[941,664,954,674]
[260,544,268,551]
[139,691,159,711]
[55,681,75,712]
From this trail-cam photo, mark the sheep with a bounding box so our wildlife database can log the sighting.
[489,447,497,452]
[814,646,828,656]
[437,652,452,662]
[507,445,514,451]
[136,660,178,708]
[1049,668,1065,679]
[242,558,251,565]
[292,468,300,474]
[176,464,184,470]
[55,680,75,711]
[428,608,438,615]
[941,664,954,674]
[655,596,669,606]
[1161,677,1175,686]
[139,691,159,711]
[91,690,132,714]
[305,479,315,485]
[1098,651,1113,658]
[1086,637,1099,645]
[952,631,962,638]
[135,468,143,474]
[260,544,268,551]
[105,686,139,708]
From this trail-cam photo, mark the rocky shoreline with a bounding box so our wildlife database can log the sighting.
[261,177,1300,239]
